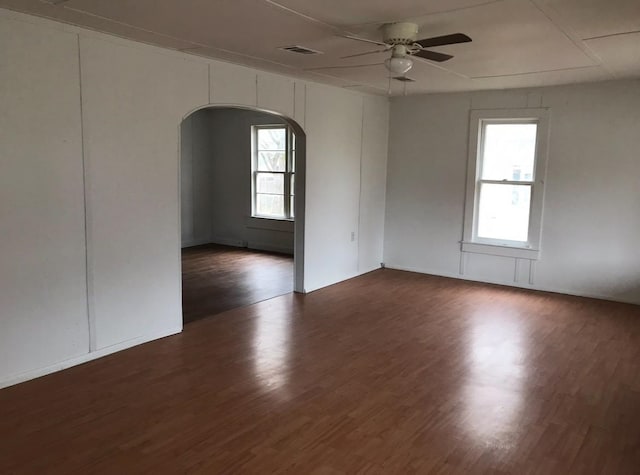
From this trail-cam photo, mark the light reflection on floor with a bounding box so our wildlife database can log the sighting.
[245,257,294,302]
[251,298,293,397]
[461,309,528,450]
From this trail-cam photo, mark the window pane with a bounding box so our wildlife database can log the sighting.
[256,194,284,217]
[477,183,531,242]
[290,195,294,218]
[257,127,286,150]
[481,123,537,181]
[256,173,284,194]
[257,151,286,171]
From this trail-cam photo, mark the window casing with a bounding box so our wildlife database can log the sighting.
[462,109,550,260]
[251,125,295,220]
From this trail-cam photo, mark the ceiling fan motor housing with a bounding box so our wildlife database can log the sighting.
[382,22,419,45]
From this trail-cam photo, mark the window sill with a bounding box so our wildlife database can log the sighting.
[461,241,540,260]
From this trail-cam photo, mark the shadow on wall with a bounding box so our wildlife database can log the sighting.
[608,282,640,305]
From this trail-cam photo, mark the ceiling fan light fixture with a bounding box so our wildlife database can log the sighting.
[385,56,413,75]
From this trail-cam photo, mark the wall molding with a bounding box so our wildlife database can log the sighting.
[183,237,294,255]
[0,326,182,389]
[0,7,376,100]
[385,263,640,306]
[247,241,294,255]
[181,237,214,248]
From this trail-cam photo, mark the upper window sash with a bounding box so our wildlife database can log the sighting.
[477,118,539,183]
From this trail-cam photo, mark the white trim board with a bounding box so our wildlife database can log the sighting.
[304,266,381,294]
[0,326,182,389]
[247,242,294,255]
[181,238,214,248]
[384,264,640,306]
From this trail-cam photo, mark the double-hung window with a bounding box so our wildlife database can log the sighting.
[252,125,295,220]
[462,109,549,259]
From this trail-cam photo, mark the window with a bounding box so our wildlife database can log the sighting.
[462,109,549,259]
[252,125,295,220]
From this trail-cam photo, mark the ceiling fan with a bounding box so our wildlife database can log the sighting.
[340,22,471,76]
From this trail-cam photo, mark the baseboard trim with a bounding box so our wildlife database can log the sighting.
[358,264,383,275]
[305,265,382,293]
[210,237,245,248]
[384,264,640,306]
[0,326,183,389]
[247,242,293,255]
[181,238,212,248]
[182,238,294,255]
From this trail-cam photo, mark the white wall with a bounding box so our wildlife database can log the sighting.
[0,8,388,387]
[303,85,362,290]
[0,16,89,380]
[359,96,390,274]
[181,109,294,254]
[80,35,209,350]
[385,80,640,305]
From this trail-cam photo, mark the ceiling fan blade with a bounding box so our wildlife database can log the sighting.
[412,49,454,62]
[338,34,388,47]
[415,33,472,48]
[341,48,389,59]
[392,76,416,83]
[304,63,385,71]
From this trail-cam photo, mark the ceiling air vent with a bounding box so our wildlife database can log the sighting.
[279,45,323,55]
[392,76,416,82]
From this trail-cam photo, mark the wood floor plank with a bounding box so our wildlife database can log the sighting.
[181,243,293,323]
[1,269,639,473]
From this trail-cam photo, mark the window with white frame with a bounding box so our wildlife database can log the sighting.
[252,125,295,220]
[462,109,549,259]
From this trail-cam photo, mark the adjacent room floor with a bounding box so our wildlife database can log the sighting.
[181,243,294,324]
[1,270,639,473]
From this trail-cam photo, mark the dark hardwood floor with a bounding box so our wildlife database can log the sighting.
[181,243,293,324]
[1,269,640,474]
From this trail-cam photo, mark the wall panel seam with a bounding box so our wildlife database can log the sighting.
[77,34,95,353]
[357,97,365,272]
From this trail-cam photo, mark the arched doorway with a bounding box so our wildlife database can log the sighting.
[179,106,306,323]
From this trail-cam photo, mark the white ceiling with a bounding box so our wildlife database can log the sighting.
[2,0,639,95]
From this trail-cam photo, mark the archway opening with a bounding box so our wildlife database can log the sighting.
[179,106,306,324]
